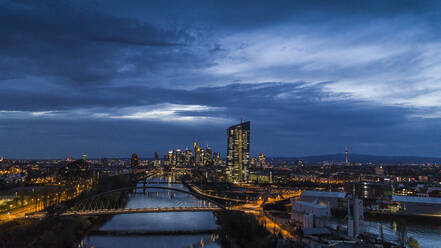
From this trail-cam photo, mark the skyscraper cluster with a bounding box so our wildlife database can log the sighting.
[157,121,252,184]
[161,139,221,167]
[249,153,267,168]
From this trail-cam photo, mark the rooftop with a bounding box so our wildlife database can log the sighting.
[303,227,331,236]
[392,195,441,205]
[301,190,347,199]
[293,200,328,209]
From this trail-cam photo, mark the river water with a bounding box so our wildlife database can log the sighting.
[330,215,441,247]
[364,217,441,248]
[81,178,221,248]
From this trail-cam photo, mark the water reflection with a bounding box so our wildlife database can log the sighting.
[82,178,221,248]
[83,235,220,248]
[364,218,441,248]
[331,216,441,248]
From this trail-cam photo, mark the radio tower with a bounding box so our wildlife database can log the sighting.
[193,139,197,166]
[345,146,349,166]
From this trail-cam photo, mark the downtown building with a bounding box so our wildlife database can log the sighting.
[226,121,250,182]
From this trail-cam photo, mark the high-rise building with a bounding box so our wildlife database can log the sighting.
[250,157,257,167]
[195,146,202,166]
[100,157,109,166]
[213,152,221,165]
[193,139,199,166]
[168,151,173,165]
[193,139,197,156]
[204,145,212,166]
[163,155,170,165]
[184,148,192,165]
[258,153,266,168]
[176,148,184,166]
[227,121,250,182]
[345,146,350,166]
[131,153,139,167]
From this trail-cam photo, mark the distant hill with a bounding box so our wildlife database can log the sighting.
[268,154,441,165]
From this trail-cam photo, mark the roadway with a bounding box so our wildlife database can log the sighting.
[0,190,84,221]
[0,204,41,221]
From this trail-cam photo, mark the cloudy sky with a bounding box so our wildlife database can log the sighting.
[2,0,441,159]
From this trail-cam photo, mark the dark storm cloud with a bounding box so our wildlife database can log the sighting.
[0,81,406,131]
[97,0,440,29]
[0,82,432,158]
[1,0,195,85]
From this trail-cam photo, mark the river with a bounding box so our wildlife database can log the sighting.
[329,215,441,247]
[81,178,221,248]
[364,216,441,248]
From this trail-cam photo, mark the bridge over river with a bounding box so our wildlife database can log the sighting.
[26,183,248,218]
[29,206,223,217]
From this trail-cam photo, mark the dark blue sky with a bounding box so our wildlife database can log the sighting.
[1,0,441,159]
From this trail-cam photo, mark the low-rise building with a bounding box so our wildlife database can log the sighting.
[300,190,347,209]
[291,200,330,228]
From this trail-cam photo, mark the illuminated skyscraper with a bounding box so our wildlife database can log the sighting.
[195,146,202,166]
[175,148,185,166]
[213,152,220,165]
[168,151,173,165]
[227,121,250,182]
[258,153,266,168]
[345,146,350,166]
[193,139,199,166]
[184,147,192,165]
[204,145,212,166]
[193,139,197,156]
[131,153,139,167]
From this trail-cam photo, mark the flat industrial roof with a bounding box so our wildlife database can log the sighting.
[293,200,328,209]
[301,190,347,199]
[303,227,330,236]
[392,195,441,205]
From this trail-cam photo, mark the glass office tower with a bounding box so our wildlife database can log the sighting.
[227,121,250,182]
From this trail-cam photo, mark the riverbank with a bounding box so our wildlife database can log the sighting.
[0,174,136,248]
[215,210,304,247]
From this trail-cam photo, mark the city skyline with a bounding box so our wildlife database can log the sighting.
[2,0,441,159]
[2,119,441,160]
